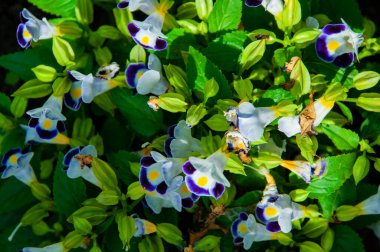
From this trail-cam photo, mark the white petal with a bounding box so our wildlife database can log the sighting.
[148,54,162,72]
[67,160,82,179]
[81,167,102,187]
[15,165,36,185]
[151,151,166,163]
[314,100,334,126]
[150,76,168,95]
[145,193,163,214]
[238,115,264,142]
[129,0,158,15]
[278,116,301,137]
[189,156,213,173]
[136,70,161,95]
[278,209,293,233]
[238,102,255,115]
[69,71,87,81]
[306,16,319,29]
[81,74,96,103]
[357,186,380,215]
[264,0,284,16]
[256,107,277,127]
[80,145,97,157]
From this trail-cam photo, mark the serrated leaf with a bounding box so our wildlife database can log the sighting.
[331,225,365,252]
[321,124,360,151]
[53,153,87,217]
[29,0,78,17]
[156,28,197,60]
[204,114,229,131]
[306,153,356,198]
[208,0,242,33]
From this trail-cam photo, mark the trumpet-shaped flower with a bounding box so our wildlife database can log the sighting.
[164,120,203,158]
[17,8,57,48]
[356,186,380,215]
[27,95,66,121]
[280,159,327,183]
[145,176,183,214]
[316,19,364,68]
[132,214,157,237]
[126,54,168,95]
[63,145,101,188]
[369,220,380,240]
[227,102,278,142]
[183,151,230,199]
[256,184,306,233]
[65,63,120,111]
[245,0,284,16]
[140,151,183,193]
[21,121,69,145]
[21,242,66,252]
[278,99,334,137]
[231,213,279,250]
[1,148,36,186]
[177,182,199,208]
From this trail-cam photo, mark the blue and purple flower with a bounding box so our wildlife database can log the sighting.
[315,19,364,68]
[245,0,284,16]
[125,54,168,95]
[280,159,327,183]
[132,214,157,237]
[17,8,57,48]
[1,148,36,186]
[183,151,230,199]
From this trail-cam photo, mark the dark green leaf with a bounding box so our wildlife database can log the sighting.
[331,225,365,252]
[156,28,197,60]
[208,0,242,33]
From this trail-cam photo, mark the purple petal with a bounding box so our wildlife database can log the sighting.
[164,137,173,157]
[233,237,243,244]
[185,176,210,196]
[231,219,240,237]
[167,124,176,137]
[156,181,168,195]
[140,156,155,167]
[239,212,248,221]
[127,22,140,37]
[211,182,225,199]
[315,35,335,62]
[154,38,167,51]
[255,206,267,223]
[36,126,58,140]
[1,148,21,166]
[117,1,129,9]
[322,24,347,35]
[266,221,281,232]
[64,92,82,111]
[182,198,194,208]
[57,121,66,133]
[245,0,263,7]
[191,193,200,201]
[63,147,81,167]
[333,52,354,68]
[139,167,156,191]
[125,63,147,88]
[16,24,30,48]
[28,118,38,128]
[183,161,196,175]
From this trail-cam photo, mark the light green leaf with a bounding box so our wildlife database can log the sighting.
[208,0,242,33]
[321,124,360,151]
[29,0,78,17]
[204,114,229,131]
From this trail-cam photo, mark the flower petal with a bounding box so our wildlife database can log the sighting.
[333,52,354,68]
[278,116,301,137]
[125,63,148,88]
[136,70,161,95]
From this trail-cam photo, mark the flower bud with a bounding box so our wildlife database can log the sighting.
[32,221,51,236]
[73,217,93,235]
[252,152,282,169]
[127,181,145,200]
[301,218,329,238]
[52,77,71,96]
[92,158,118,191]
[186,104,207,127]
[21,203,51,226]
[291,28,321,46]
[97,25,121,40]
[356,93,380,112]
[321,228,334,252]
[239,40,266,73]
[89,134,104,156]
[298,241,324,252]
[75,0,94,25]
[322,82,347,101]
[129,45,146,63]
[353,71,380,90]
[30,181,51,201]
[177,19,200,34]
[289,189,310,202]
[275,233,294,246]
[13,79,52,98]
[96,190,120,206]
[353,154,370,185]
[115,212,135,248]
[335,205,361,221]
[193,235,220,251]
[198,21,208,35]
[52,37,75,66]
[56,21,83,39]
[248,29,277,45]
[176,2,197,19]
[63,231,86,249]
[94,47,112,66]
[157,93,188,113]
[157,223,183,246]
[195,0,213,21]
[69,206,108,225]
[32,65,57,82]
[163,64,191,99]
[10,96,28,119]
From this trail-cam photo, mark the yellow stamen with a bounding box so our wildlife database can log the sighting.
[10,155,18,164]
[327,41,340,52]
[265,207,278,217]
[181,185,190,194]
[148,171,160,181]
[71,88,82,99]
[137,71,144,79]
[197,176,208,187]
[23,28,31,39]
[43,119,52,129]
[238,224,248,233]
[141,36,150,45]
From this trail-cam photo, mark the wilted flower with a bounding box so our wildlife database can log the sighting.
[245,0,284,16]
[125,54,168,95]
[63,145,101,188]
[278,99,334,137]
[17,8,57,48]
[183,151,230,199]
[65,63,120,111]
[1,148,36,186]
[231,213,280,250]
[280,159,327,183]
[132,214,157,237]
[21,242,66,252]
[164,120,203,158]
[316,19,364,68]
[356,186,380,215]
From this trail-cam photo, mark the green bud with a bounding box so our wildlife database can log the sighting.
[157,223,183,246]
[157,93,188,113]
[276,0,302,32]
[289,189,310,202]
[198,21,208,35]
[356,93,380,112]
[177,19,199,34]
[73,217,93,235]
[129,45,146,63]
[276,233,294,246]
[193,235,220,251]
[94,47,112,66]
[335,205,361,221]
[96,190,120,206]
[301,218,328,238]
[298,241,324,252]
[88,31,105,48]
[39,159,53,179]
[139,236,164,252]
[290,59,311,97]
[163,64,191,99]
[363,17,376,39]
[204,78,219,102]
[92,158,118,191]
[12,79,52,98]
[176,2,197,19]
[32,221,51,236]
[252,152,282,169]
[53,77,71,96]
[323,82,347,101]
[0,113,14,131]
[115,212,135,248]
[97,25,122,40]
[374,158,380,173]
[53,222,64,232]
[225,153,246,175]
[186,104,207,127]
[113,7,133,38]
[73,118,93,140]
[353,71,380,90]
[129,162,140,177]
[10,96,28,118]
[359,139,375,153]
[321,228,334,252]
[89,135,104,156]
[195,0,213,21]
[127,181,145,200]
[291,28,321,47]
[63,231,85,249]
[204,114,229,132]
[21,204,50,226]
[70,206,108,225]
[52,36,75,66]
[32,65,57,82]
[239,40,266,73]
[248,29,277,44]
[233,78,253,100]
[353,153,370,185]
[75,0,94,25]
[90,245,102,252]
[296,134,315,163]
[56,21,83,39]
[30,182,51,201]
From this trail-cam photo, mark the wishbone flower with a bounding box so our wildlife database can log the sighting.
[17,8,57,48]
[316,19,364,68]
[132,214,157,237]
[245,0,284,16]
[21,242,67,252]
[125,54,168,95]
[356,186,380,215]
[280,159,327,183]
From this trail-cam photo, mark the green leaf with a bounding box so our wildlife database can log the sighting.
[296,135,316,163]
[156,28,197,60]
[115,212,135,248]
[157,93,188,113]
[163,64,191,99]
[331,225,365,252]
[290,59,311,97]
[187,46,232,100]
[194,235,221,251]
[321,124,360,151]
[352,154,370,185]
[112,88,163,137]
[13,79,52,98]
[29,0,78,17]
[53,153,87,217]
[186,104,207,127]
[229,191,262,207]
[156,223,183,246]
[208,0,242,33]
[225,153,246,175]
[92,158,118,191]
[336,102,353,123]
[306,153,357,198]
[204,114,230,131]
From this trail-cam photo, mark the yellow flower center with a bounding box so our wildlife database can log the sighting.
[327,41,340,52]
[181,185,190,194]
[197,176,208,187]
[137,71,144,79]
[238,224,248,233]
[265,207,278,217]
[43,119,52,129]
[23,28,31,39]
[141,36,150,45]
[10,155,18,164]
[148,171,160,181]
[71,88,82,99]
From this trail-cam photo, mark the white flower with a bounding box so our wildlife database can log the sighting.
[356,186,380,215]
[1,148,36,186]
[21,242,66,252]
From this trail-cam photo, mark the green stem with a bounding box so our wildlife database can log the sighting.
[343,98,358,103]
